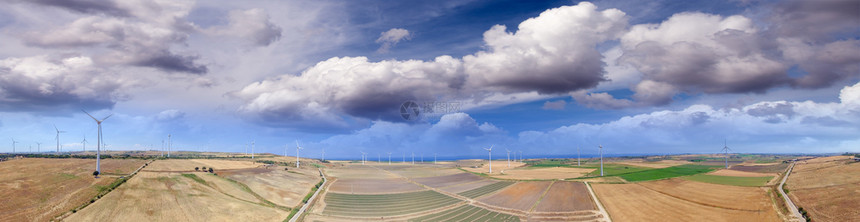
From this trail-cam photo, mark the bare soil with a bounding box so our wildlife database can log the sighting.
[493,167,594,180]
[328,178,424,194]
[413,173,484,188]
[534,181,595,212]
[0,158,146,222]
[787,156,860,221]
[477,181,552,211]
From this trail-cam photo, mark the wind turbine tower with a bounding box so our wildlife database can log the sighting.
[168,134,172,158]
[360,151,366,165]
[83,110,111,178]
[295,140,303,168]
[434,153,437,164]
[599,145,604,176]
[251,140,255,159]
[484,145,494,174]
[12,139,18,153]
[387,152,392,165]
[506,149,511,167]
[36,142,41,153]
[577,146,581,166]
[54,125,66,153]
[80,138,86,152]
[411,152,415,164]
[721,139,732,169]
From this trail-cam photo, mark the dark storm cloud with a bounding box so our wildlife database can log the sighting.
[134,52,208,74]
[746,102,795,118]
[770,0,860,42]
[17,0,130,17]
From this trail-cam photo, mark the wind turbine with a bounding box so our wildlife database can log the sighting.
[167,134,172,158]
[387,152,392,165]
[12,139,18,153]
[378,153,381,163]
[295,140,304,168]
[506,149,511,167]
[484,145,494,174]
[322,148,325,162]
[54,125,66,153]
[599,145,604,176]
[577,146,581,166]
[83,110,111,178]
[434,153,437,165]
[81,137,86,152]
[160,139,164,157]
[36,142,41,153]
[411,152,415,164]
[251,140,255,159]
[722,139,732,169]
[360,151,366,165]
[519,151,523,163]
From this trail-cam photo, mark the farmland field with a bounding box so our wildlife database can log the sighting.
[616,164,717,181]
[457,181,515,199]
[494,167,594,180]
[731,163,789,173]
[593,179,780,222]
[683,174,772,187]
[581,164,652,177]
[460,160,526,175]
[329,178,424,194]
[142,159,262,171]
[615,159,689,169]
[413,172,485,188]
[66,171,290,221]
[219,167,320,207]
[533,181,595,212]
[408,204,520,222]
[477,181,552,211]
[0,158,146,222]
[787,156,860,221]
[440,179,498,193]
[322,190,462,217]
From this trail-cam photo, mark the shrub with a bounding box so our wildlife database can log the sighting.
[284,167,289,171]
[208,168,213,173]
[195,167,199,171]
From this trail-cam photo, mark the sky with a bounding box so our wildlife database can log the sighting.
[0,0,858,159]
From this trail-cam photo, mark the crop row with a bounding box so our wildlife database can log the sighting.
[324,190,462,217]
[409,204,520,222]
[457,181,514,199]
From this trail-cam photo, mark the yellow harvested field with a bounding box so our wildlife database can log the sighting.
[0,158,146,222]
[638,179,776,211]
[593,181,780,222]
[616,160,689,168]
[493,167,594,180]
[459,160,526,175]
[66,171,289,222]
[439,179,498,193]
[221,167,321,208]
[325,166,395,179]
[387,166,463,178]
[707,169,776,177]
[143,159,262,171]
[787,156,860,221]
[329,178,424,194]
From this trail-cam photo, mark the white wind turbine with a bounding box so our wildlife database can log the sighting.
[387,152,392,165]
[83,110,111,178]
[360,151,366,165]
[11,138,18,153]
[251,140,255,159]
[484,145,494,174]
[168,134,172,158]
[599,145,604,176]
[36,142,41,153]
[434,153,437,165]
[411,152,415,164]
[54,125,66,153]
[577,145,581,166]
[722,139,732,169]
[506,148,511,167]
[81,137,86,152]
[295,140,304,168]
[160,139,164,157]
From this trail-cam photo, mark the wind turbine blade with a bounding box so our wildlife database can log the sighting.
[54,124,59,132]
[100,114,113,121]
[82,110,99,121]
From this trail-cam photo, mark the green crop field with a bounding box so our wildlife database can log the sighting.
[616,164,719,182]
[683,174,772,187]
[323,190,462,217]
[457,181,515,199]
[409,204,519,222]
[576,164,652,177]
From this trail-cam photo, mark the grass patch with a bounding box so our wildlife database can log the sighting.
[577,164,652,177]
[181,173,206,185]
[683,174,772,186]
[58,173,78,179]
[617,164,719,182]
[311,163,325,168]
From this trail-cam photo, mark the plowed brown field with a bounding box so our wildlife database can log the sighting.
[593,181,781,222]
[477,181,552,211]
[413,173,484,188]
[787,156,860,221]
[0,158,146,222]
[534,181,595,212]
[329,178,424,194]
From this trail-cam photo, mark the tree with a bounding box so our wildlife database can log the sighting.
[195,167,199,171]
[202,166,207,171]
[208,168,214,173]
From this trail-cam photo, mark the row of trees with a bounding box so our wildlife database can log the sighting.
[194,166,214,173]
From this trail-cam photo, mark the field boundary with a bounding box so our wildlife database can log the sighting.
[585,182,611,222]
[55,159,154,221]
[288,169,326,222]
[527,180,555,213]
[778,163,804,221]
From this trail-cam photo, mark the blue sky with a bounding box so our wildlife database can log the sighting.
[0,0,858,159]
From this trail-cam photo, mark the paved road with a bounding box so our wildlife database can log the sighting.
[778,162,804,221]
[289,169,327,222]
